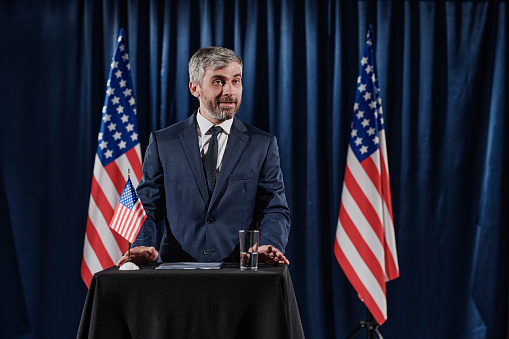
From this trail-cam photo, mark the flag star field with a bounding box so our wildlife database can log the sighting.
[350,31,385,163]
[97,35,139,166]
[119,179,139,210]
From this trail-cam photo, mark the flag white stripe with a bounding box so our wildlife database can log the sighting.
[123,207,136,236]
[112,205,129,235]
[109,198,146,244]
[124,203,141,241]
[340,183,385,268]
[93,156,120,208]
[110,206,123,235]
[347,146,384,224]
[129,203,146,241]
[82,234,103,277]
[336,221,387,318]
[128,203,145,242]
[113,148,141,188]
[383,203,399,277]
[88,196,123,262]
[133,144,143,185]
[379,130,390,176]
[378,130,399,277]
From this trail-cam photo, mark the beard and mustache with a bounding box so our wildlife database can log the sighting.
[202,96,241,122]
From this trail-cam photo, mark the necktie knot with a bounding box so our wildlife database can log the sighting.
[209,126,222,137]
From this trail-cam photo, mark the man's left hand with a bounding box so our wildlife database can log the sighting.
[258,245,290,265]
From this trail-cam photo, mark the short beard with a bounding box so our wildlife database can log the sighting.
[203,98,240,121]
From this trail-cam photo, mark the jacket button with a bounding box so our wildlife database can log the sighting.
[203,250,208,255]
[206,217,214,224]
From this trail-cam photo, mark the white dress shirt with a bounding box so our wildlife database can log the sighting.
[196,110,233,177]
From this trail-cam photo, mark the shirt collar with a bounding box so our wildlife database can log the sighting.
[196,109,234,136]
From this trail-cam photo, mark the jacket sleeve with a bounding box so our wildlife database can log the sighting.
[255,136,291,253]
[133,132,165,248]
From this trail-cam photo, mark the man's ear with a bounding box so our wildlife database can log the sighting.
[189,82,200,98]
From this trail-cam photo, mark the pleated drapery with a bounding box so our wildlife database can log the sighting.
[0,1,507,338]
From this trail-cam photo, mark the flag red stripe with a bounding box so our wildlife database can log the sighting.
[127,203,146,242]
[343,166,384,242]
[379,153,399,280]
[379,154,393,220]
[85,216,116,268]
[90,176,128,251]
[105,161,126,196]
[110,204,124,234]
[384,237,399,280]
[338,202,386,291]
[126,147,143,182]
[90,176,114,222]
[109,198,146,244]
[129,217,144,243]
[111,205,129,236]
[116,206,131,239]
[118,207,131,237]
[80,258,93,289]
[360,155,383,197]
[123,205,138,241]
[334,238,386,325]
[108,208,129,253]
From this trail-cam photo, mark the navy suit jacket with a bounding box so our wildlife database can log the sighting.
[133,112,290,262]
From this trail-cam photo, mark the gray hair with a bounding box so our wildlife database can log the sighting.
[188,46,243,85]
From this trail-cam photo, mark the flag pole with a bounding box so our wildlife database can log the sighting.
[82,28,145,286]
[335,24,398,337]
[345,307,383,339]
[119,168,140,271]
[127,169,132,263]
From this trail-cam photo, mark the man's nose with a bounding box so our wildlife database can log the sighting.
[222,82,233,95]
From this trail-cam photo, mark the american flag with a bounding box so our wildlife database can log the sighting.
[334,26,399,325]
[109,177,146,243]
[81,29,143,288]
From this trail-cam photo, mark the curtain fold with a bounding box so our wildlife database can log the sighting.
[0,1,506,338]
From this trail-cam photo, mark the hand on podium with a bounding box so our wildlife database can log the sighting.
[117,246,159,267]
[258,245,290,265]
[116,245,289,267]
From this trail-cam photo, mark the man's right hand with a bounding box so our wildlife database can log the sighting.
[116,246,159,267]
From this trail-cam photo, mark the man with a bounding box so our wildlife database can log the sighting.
[117,46,290,267]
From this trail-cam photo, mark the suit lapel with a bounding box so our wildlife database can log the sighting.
[210,118,249,207]
[179,112,209,204]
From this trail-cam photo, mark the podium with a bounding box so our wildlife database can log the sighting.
[77,263,304,339]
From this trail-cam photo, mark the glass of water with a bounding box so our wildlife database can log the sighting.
[239,230,259,270]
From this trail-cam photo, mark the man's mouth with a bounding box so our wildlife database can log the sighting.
[218,100,236,106]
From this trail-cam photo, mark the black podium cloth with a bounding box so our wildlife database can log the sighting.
[77,263,304,339]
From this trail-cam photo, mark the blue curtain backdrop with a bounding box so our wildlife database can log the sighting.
[1,1,507,338]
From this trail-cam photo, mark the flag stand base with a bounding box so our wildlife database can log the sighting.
[119,262,140,270]
[346,308,383,339]
[119,242,139,270]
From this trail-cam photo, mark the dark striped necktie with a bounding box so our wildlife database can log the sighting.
[204,126,222,197]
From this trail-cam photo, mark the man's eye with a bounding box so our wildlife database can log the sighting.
[213,80,223,85]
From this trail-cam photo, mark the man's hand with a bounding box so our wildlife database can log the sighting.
[258,245,290,265]
[116,246,159,267]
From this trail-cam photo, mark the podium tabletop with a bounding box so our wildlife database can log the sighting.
[77,263,304,339]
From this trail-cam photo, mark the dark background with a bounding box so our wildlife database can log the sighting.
[1,1,507,338]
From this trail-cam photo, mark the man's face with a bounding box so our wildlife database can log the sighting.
[190,62,243,123]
